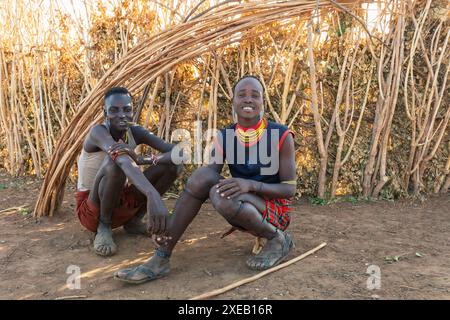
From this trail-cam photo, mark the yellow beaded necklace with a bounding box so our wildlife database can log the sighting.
[235,118,267,147]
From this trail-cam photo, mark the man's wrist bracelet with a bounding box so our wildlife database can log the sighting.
[143,154,159,166]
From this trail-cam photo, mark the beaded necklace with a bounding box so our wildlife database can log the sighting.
[104,121,129,143]
[235,118,267,147]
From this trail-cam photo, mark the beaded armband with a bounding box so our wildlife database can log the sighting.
[281,180,297,185]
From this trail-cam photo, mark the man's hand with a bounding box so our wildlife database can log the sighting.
[215,178,258,199]
[146,195,170,235]
[108,141,139,162]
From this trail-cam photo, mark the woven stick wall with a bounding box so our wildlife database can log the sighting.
[33,0,363,217]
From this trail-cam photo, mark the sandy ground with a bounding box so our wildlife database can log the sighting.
[0,170,449,300]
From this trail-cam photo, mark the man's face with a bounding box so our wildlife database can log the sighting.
[232,78,263,121]
[104,94,133,131]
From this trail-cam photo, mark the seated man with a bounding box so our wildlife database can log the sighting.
[115,76,297,283]
[76,87,182,257]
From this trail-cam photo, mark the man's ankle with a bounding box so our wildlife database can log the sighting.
[97,221,112,232]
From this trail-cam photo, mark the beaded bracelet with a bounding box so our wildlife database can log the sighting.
[110,150,127,162]
[143,153,159,166]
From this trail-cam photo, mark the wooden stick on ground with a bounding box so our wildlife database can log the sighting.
[190,242,327,300]
[54,295,87,300]
[0,205,29,214]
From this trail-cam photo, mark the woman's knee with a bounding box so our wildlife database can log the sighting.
[209,189,240,219]
[208,187,221,206]
[186,167,220,198]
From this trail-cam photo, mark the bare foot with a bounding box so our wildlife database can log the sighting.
[94,223,117,256]
[246,231,294,270]
[123,216,148,235]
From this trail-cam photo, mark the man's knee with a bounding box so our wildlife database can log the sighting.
[186,167,220,198]
[102,157,124,177]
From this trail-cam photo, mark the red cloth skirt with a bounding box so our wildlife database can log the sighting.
[75,186,144,232]
[222,197,292,237]
[262,198,292,231]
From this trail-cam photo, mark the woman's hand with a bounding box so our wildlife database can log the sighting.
[215,178,258,199]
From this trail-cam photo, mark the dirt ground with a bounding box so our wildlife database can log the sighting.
[1,169,449,300]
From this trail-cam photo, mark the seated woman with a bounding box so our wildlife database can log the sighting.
[114,75,297,284]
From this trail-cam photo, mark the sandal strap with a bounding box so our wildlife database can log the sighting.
[281,232,293,255]
[135,265,156,278]
[155,248,171,259]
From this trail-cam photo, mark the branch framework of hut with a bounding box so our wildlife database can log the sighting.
[34,0,367,217]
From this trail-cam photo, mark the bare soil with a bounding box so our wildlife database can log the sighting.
[1,170,449,300]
